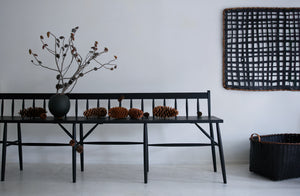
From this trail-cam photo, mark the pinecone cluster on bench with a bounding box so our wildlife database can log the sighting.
[83,105,180,119]
[21,104,180,120]
[0,91,226,184]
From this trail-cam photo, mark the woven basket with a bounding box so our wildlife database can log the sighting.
[249,133,300,180]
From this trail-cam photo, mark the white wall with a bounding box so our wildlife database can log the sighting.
[1,0,300,165]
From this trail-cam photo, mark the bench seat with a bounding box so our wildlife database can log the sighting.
[0,116,223,124]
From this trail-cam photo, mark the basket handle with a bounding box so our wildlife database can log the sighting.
[250,133,261,142]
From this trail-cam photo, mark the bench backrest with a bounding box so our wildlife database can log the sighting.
[0,91,212,117]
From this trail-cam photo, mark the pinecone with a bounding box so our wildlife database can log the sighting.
[40,113,47,120]
[197,111,202,117]
[69,139,76,147]
[76,145,83,153]
[143,112,150,118]
[128,108,144,119]
[83,107,107,118]
[153,106,178,118]
[108,107,128,119]
[19,107,47,118]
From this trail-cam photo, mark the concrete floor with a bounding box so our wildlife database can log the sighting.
[0,163,299,196]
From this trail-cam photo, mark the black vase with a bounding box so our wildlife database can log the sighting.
[48,94,70,118]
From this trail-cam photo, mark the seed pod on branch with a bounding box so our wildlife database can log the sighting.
[56,84,63,89]
[71,33,75,40]
[42,44,48,49]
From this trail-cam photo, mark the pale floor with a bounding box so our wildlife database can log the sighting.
[0,163,299,196]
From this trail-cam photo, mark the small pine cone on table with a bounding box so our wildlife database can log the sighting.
[19,107,47,119]
[108,107,129,119]
[197,111,202,117]
[128,108,144,119]
[153,106,178,118]
[40,113,47,119]
[143,112,150,118]
[69,139,76,147]
[76,145,83,153]
[83,107,107,118]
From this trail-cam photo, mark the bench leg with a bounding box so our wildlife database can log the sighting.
[1,123,7,181]
[209,123,217,172]
[72,123,76,183]
[17,123,23,171]
[216,123,227,184]
[80,123,84,172]
[143,123,149,183]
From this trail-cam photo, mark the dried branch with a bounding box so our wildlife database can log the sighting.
[29,26,118,94]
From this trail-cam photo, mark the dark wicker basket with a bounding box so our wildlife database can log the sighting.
[249,133,300,180]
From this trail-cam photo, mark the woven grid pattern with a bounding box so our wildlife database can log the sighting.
[223,8,300,91]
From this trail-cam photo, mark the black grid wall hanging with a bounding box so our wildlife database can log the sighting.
[223,8,300,91]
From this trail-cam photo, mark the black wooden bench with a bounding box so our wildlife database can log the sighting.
[0,91,226,183]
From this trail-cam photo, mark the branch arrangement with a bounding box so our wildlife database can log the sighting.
[29,26,117,94]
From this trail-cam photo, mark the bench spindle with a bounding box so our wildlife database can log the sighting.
[43,99,46,110]
[197,98,200,113]
[130,99,133,109]
[141,99,144,111]
[186,98,188,117]
[86,99,89,110]
[152,99,155,117]
[1,99,4,117]
[152,99,155,110]
[22,99,25,111]
[32,99,35,108]
[108,99,111,110]
[97,99,100,108]
[75,99,78,118]
[11,99,14,117]
[163,99,166,107]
